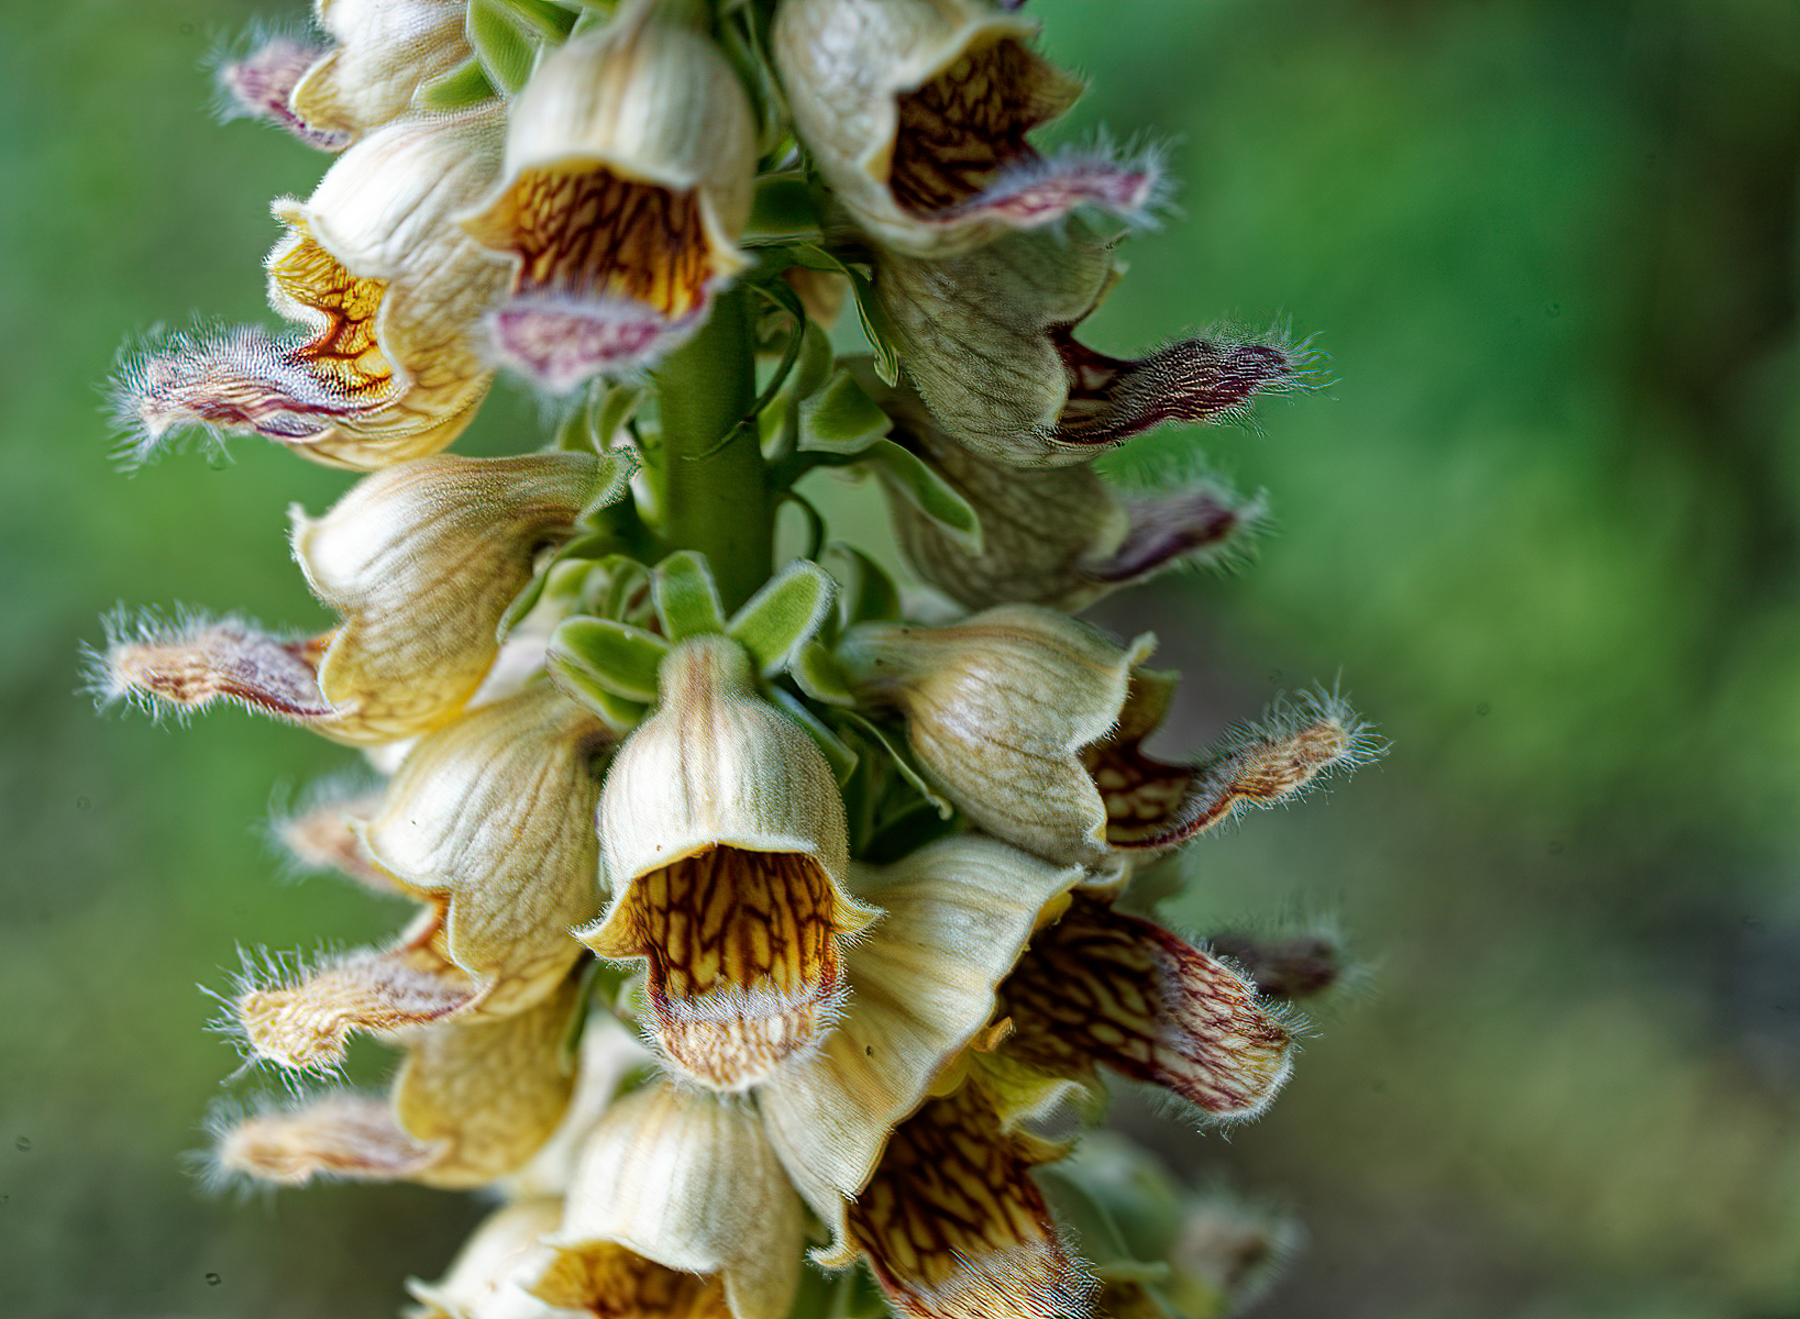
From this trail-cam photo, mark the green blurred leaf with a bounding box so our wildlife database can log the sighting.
[727,560,836,675]
[844,265,902,386]
[547,616,667,703]
[798,369,892,455]
[822,543,901,625]
[415,57,499,112]
[467,0,539,94]
[791,640,856,707]
[744,174,824,244]
[652,550,727,640]
[859,439,982,550]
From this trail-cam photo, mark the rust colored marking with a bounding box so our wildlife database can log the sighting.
[499,166,711,318]
[533,1242,732,1319]
[629,847,842,1088]
[889,38,1048,217]
[1079,672,1196,848]
[997,895,1291,1117]
[268,234,396,399]
[849,1084,1090,1319]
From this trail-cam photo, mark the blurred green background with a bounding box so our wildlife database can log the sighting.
[3,1,1797,1316]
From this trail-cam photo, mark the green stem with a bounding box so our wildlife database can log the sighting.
[649,286,773,612]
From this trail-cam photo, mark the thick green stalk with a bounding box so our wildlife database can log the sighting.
[648,286,773,612]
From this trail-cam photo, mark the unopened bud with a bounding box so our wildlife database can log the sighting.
[461,3,757,390]
[774,0,1156,255]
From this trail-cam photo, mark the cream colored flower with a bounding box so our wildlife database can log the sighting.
[460,1,757,390]
[773,0,1157,256]
[293,0,477,143]
[875,222,1306,466]
[119,107,508,470]
[839,609,1373,863]
[98,453,617,745]
[546,835,1083,1319]
[577,635,876,1090]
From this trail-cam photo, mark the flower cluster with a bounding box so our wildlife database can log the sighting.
[97,2,1377,1317]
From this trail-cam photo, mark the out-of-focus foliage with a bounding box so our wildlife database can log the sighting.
[0,2,1793,1317]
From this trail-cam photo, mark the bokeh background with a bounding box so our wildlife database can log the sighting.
[3,1,1797,1316]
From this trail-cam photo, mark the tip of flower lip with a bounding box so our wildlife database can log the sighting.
[954,136,1170,233]
[207,23,349,151]
[481,293,706,395]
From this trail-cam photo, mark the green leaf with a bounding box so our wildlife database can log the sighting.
[768,689,859,786]
[590,381,646,452]
[843,265,903,386]
[496,531,613,641]
[727,561,836,675]
[547,616,668,703]
[414,57,498,112]
[790,640,855,707]
[744,174,824,244]
[651,550,727,640]
[822,543,902,625]
[467,0,539,94]
[839,710,954,819]
[798,369,893,455]
[859,439,982,550]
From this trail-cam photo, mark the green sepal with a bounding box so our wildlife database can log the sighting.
[547,615,668,704]
[838,710,954,819]
[545,655,650,735]
[576,449,637,526]
[791,640,856,707]
[822,543,901,625]
[584,553,652,626]
[726,560,836,676]
[651,550,727,640]
[797,369,893,455]
[843,265,903,386]
[415,57,499,112]
[744,174,824,245]
[467,0,540,94]
[859,439,983,550]
[497,0,579,39]
[768,688,859,787]
[496,530,616,641]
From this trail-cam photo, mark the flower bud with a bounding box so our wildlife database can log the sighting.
[875,223,1305,466]
[358,683,614,1015]
[774,0,1156,256]
[871,376,1265,610]
[291,0,476,143]
[578,635,876,1090]
[97,453,609,744]
[832,1078,1095,1319]
[460,3,757,390]
[117,108,507,470]
[997,893,1294,1120]
[546,1083,806,1319]
[838,606,1150,864]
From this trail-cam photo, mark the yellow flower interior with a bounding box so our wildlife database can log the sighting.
[533,1242,732,1319]
[268,229,398,400]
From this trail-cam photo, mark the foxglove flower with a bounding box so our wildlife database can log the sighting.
[98,453,617,744]
[773,0,1157,256]
[839,607,1372,863]
[460,1,757,390]
[118,107,508,470]
[876,222,1307,466]
[871,375,1264,610]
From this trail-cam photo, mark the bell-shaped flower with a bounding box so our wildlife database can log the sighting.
[872,375,1264,610]
[773,0,1157,256]
[407,1197,573,1319]
[830,1073,1096,1319]
[576,634,876,1090]
[839,608,1373,863]
[290,0,476,144]
[96,453,616,745]
[995,891,1295,1121]
[546,835,1083,1319]
[228,684,614,1071]
[214,972,583,1191]
[459,2,757,391]
[118,107,508,470]
[875,221,1306,467]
